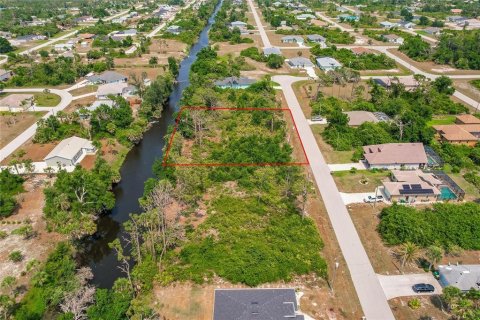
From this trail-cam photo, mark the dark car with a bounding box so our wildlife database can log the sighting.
[412,283,435,293]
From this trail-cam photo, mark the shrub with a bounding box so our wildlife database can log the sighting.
[9,250,23,262]
[408,298,421,309]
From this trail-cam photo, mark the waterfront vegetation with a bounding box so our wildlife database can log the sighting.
[210,0,254,44]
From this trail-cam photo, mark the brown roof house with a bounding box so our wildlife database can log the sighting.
[363,143,428,169]
[0,94,34,112]
[433,116,480,146]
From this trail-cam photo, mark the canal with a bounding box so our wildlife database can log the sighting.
[79,0,223,288]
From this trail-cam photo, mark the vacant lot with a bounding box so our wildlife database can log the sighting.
[68,85,98,96]
[34,92,61,107]
[453,79,480,103]
[1,140,56,165]
[0,177,64,297]
[390,296,449,320]
[311,125,355,164]
[0,112,46,148]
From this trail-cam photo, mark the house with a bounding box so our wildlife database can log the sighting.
[380,21,397,29]
[272,1,282,7]
[166,25,182,35]
[438,265,480,292]
[338,14,359,22]
[114,29,137,37]
[214,76,256,89]
[316,57,342,71]
[79,33,96,40]
[87,71,127,84]
[287,57,314,68]
[213,289,305,320]
[96,82,135,99]
[433,118,480,146]
[382,169,445,203]
[424,27,442,36]
[86,99,116,112]
[263,47,282,56]
[0,69,13,81]
[229,21,248,31]
[44,136,96,167]
[54,43,74,51]
[450,8,463,14]
[455,114,480,125]
[382,34,404,44]
[306,34,326,44]
[363,143,428,169]
[14,34,47,43]
[336,6,349,12]
[398,21,416,29]
[373,76,419,91]
[0,94,34,112]
[74,16,94,23]
[296,13,316,21]
[281,35,304,44]
[447,16,466,23]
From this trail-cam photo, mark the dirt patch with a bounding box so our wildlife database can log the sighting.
[0,112,46,148]
[0,176,64,298]
[390,296,449,320]
[1,140,56,165]
[64,95,96,113]
[453,79,480,103]
[115,66,167,82]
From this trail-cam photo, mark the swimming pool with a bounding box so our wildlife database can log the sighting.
[440,186,457,200]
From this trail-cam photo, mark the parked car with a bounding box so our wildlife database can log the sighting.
[412,283,435,293]
[363,195,384,203]
[311,115,323,122]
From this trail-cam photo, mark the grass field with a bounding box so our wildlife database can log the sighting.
[332,170,389,193]
[426,115,456,126]
[471,79,480,90]
[34,92,61,107]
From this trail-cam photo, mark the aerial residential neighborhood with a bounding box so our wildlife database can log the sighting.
[0,0,479,319]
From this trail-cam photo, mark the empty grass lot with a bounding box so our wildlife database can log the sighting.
[426,115,456,126]
[34,92,61,107]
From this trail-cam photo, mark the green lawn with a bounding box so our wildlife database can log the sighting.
[332,170,390,193]
[448,172,480,202]
[427,115,456,126]
[34,92,61,107]
[470,80,480,90]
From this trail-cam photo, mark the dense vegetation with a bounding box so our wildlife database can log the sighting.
[0,169,24,217]
[398,30,480,70]
[161,0,218,45]
[378,203,480,250]
[209,0,253,44]
[442,287,480,320]
[312,75,466,154]
[311,45,396,70]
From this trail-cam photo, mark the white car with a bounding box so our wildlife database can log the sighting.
[364,195,384,203]
[311,115,323,122]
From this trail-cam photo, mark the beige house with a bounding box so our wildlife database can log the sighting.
[0,94,34,112]
[363,143,428,169]
[382,170,442,203]
[433,115,480,146]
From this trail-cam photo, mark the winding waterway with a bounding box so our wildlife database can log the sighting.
[79,1,223,288]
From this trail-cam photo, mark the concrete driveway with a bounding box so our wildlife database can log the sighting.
[328,162,366,172]
[378,273,443,300]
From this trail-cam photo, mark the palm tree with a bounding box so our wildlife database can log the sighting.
[397,241,421,268]
[425,245,443,271]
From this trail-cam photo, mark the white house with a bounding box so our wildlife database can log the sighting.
[54,43,74,51]
[281,35,304,44]
[380,21,397,29]
[438,265,480,292]
[287,57,314,68]
[96,82,135,99]
[229,21,248,32]
[316,57,342,71]
[382,34,404,44]
[44,136,96,167]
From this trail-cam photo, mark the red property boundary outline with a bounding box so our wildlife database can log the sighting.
[162,106,310,167]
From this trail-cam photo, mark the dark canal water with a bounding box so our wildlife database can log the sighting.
[79,1,222,288]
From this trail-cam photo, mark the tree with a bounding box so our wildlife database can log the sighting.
[149,56,158,65]
[396,242,421,267]
[266,54,284,69]
[0,37,13,53]
[60,267,96,320]
[425,245,443,271]
[400,8,413,22]
[168,56,179,75]
[419,16,429,26]
[433,76,455,95]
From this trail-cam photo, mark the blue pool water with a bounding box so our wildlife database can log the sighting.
[440,186,457,200]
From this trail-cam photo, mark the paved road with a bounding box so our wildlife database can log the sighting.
[247,0,271,47]
[147,0,197,38]
[0,88,73,162]
[378,273,442,300]
[315,12,354,32]
[273,75,395,320]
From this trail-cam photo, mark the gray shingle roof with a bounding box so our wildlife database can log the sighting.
[263,47,282,56]
[288,57,314,67]
[439,265,480,291]
[87,71,127,84]
[214,76,256,86]
[307,34,326,42]
[213,289,305,320]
